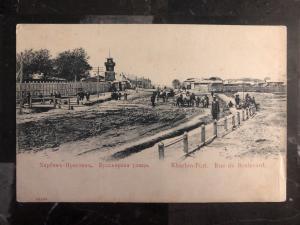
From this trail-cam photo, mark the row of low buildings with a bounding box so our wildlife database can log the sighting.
[82,73,153,90]
[82,57,153,91]
[182,76,286,93]
[183,77,223,92]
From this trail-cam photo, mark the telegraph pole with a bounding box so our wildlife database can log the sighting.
[97,66,100,97]
[95,66,104,97]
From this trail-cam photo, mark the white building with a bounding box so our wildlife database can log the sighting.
[183,77,223,92]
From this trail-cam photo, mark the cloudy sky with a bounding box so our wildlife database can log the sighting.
[17,24,286,85]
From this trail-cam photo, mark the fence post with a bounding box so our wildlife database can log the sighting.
[232,115,236,128]
[237,112,240,125]
[183,132,188,153]
[53,96,56,108]
[29,96,32,108]
[213,120,217,137]
[68,97,71,110]
[242,109,245,121]
[224,117,228,131]
[201,124,205,144]
[158,142,165,160]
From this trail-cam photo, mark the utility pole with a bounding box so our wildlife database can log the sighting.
[97,66,100,97]
[96,66,104,97]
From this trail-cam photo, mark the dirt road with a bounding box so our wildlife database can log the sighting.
[17,90,227,154]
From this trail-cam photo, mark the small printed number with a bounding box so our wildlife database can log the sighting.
[36,197,48,201]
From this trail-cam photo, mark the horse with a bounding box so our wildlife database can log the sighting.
[190,93,196,107]
[166,89,175,98]
[196,96,201,107]
[183,93,191,107]
[156,91,167,102]
[176,94,184,107]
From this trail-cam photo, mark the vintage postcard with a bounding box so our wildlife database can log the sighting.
[16,24,286,202]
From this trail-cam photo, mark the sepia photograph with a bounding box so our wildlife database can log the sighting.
[16,24,287,202]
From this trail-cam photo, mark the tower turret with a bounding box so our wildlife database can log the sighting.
[104,57,116,81]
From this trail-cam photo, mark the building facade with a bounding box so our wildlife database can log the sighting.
[182,77,223,92]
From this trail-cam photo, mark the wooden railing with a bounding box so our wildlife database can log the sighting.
[157,105,257,160]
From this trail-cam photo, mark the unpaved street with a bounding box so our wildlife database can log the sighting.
[17,90,226,154]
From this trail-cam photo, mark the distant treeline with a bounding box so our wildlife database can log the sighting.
[16,48,92,82]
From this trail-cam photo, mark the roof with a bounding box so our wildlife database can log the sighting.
[183,77,223,84]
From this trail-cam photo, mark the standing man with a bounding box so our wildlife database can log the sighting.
[151,92,156,107]
[76,92,80,105]
[235,94,240,107]
[26,92,31,105]
[205,94,209,108]
[211,96,220,120]
[85,91,90,101]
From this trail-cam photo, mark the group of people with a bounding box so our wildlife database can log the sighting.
[76,90,90,105]
[175,92,210,108]
[233,93,256,109]
[50,91,62,104]
[150,88,175,106]
[156,88,175,103]
[111,90,128,101]
[244,93,256,108]
[150,88,215,112]
[151,89,221,120]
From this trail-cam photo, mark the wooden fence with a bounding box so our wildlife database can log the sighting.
[16,81,111,99]
[157,106,257,160]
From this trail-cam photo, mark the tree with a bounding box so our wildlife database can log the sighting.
[53,48,92,81]
[172,79,181,89]
[16,49,53,81]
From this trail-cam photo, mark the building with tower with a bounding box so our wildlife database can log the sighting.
[104,55,116,81]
